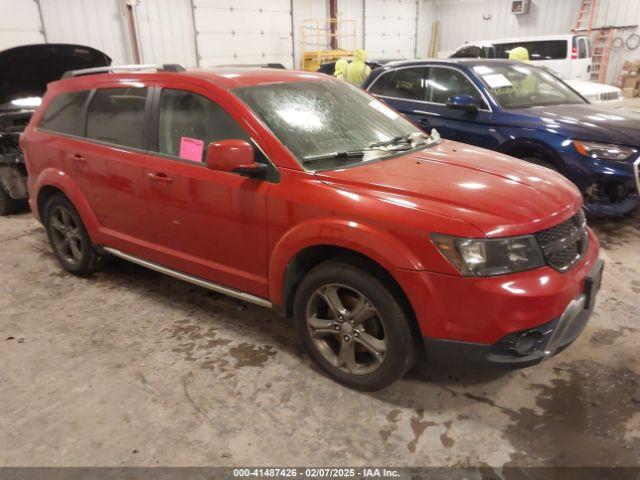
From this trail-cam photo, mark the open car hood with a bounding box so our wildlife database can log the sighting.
[0,43,111,107]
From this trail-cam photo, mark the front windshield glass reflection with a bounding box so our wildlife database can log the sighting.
[473,64,586,109]
[233,80,438,171]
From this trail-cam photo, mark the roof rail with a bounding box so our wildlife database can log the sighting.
[212,63,286,69]
[61,64,185,79]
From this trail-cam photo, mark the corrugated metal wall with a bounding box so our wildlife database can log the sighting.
[293,0,329,69]
[433,0,580,55]
[337,0,365,49]
[592,0,640,84]
[1,0,639,84]
[0,0,45,50]
[416,0,435,58]
[430,0,640,83]
[133,0,198,67]
[39,0,132,65]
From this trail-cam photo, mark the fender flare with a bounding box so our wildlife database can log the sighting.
[268,218,424,305]
[33,168,100,237]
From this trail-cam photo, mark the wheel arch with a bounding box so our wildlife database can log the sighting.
[269,218,424,303]
[276,244,422,352]
[33,169,100,237]
[499,138,564,171]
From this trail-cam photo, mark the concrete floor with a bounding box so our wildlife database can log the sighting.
[0,209,638,468]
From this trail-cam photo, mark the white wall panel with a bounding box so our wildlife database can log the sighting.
[431,0,640,84]
[39,0,132,64]
[194,0,294,68]
[591,0,640,84]
[416,0,435,57]
[0,0,45,51]
[133,0,198,67]
[434,0,580,55]
[337,0,364,48]
[292,0,329,69]
[364,0,418,59]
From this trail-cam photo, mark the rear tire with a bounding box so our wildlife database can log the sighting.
[44,194,106,276]
[293,260,415,391]
[0,188,20,216]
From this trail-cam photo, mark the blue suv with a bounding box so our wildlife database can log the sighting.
[363,59,640,217]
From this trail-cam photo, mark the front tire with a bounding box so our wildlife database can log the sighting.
[293,261,415,391]
[44,194,106,276]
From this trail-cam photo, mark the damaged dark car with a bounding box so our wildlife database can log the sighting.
[0,43,110,214]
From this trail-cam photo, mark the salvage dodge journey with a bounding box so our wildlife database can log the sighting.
[20,65,603,390]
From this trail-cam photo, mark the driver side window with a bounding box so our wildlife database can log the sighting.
[158,89,249,163]
[424,67,488,109]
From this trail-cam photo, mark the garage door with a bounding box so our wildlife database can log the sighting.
[364,0,417,60]
[194,0,294,68]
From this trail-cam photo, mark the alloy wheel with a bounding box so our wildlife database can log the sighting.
[305,283,387,375]
[49,206,84,267]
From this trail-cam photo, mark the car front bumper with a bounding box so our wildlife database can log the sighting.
[422,258,604,366]
[394,227,601,361]
[558,148,640,217]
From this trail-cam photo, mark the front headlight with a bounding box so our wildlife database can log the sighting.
[573,140,637,161]
[432,234,545,276]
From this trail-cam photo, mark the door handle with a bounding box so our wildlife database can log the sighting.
[69,153,87,164]
[147,172,173,184]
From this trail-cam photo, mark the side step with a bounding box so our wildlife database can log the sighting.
[102,247,273,309]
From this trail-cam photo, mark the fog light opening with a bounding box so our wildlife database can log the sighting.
[514,331,543,356]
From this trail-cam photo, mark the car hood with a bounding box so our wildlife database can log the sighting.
[315,141,581,237]
[565,79,620,95]
[0,43,111,108]
[509,104,640,145]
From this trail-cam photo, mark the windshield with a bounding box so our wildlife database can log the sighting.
[472,63,586,109]
[233,80,436,171]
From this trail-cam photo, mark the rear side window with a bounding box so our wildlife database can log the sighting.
[39,91,89,136]
[368,68,427,100]
[495,40,568,60]
[158,89,248,162]
[86,87,148,149]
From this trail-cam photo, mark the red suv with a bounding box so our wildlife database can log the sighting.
[20,65,603,390]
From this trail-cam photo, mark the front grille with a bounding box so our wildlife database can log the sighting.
[535,211,588,271]
[600,91,621,101]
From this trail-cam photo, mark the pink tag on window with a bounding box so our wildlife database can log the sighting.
[179,137,204,162]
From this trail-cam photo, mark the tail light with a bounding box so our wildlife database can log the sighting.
[571,47,578,59]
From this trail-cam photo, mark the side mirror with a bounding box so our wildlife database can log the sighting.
[446,94,479,114]
[205,139,267,178]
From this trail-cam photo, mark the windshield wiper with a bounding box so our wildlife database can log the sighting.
[302,150,366,164]
[368,132,431,149]
[368,135,411,148]
[302,132,437,166]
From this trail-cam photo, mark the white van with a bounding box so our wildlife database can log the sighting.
[450,34,592,80]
